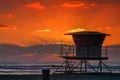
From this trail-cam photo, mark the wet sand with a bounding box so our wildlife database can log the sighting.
[0,73,120,80]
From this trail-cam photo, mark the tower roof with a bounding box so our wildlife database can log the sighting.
[65,31,110,36]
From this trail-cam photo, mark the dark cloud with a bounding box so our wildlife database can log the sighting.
[0,24,8,28]
[0,44,61,63]
[0,43,120,63]
[108,44,120,53]
[107,44,120,61]
[0,44,60,55]
[0,24,16,30]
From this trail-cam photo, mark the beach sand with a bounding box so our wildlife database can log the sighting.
[0,74,120,80]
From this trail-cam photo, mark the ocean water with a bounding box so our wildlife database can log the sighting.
[0,61,119,80]
[0,61,120,75]
[0,63,51,75]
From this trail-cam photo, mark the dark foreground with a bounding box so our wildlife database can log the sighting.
[0,73,120,80]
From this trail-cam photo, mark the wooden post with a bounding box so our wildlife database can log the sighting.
[42,69,50,80]
[85,60,87,72]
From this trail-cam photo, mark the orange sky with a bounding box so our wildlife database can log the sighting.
[0,0,120,46]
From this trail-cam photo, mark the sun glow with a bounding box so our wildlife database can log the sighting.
[0,0,119,46]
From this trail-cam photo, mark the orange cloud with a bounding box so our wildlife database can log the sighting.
[21,53,39,57]
[61,1,85,8]
[67,28,85,33]
[24,2,45,10]
[0,14,13,18]
[105,27,112,30]
[33,29,51,33]
[90,3,96,7]
[61,1,97,9]
[6,14,13,18]
[0,24,17,30]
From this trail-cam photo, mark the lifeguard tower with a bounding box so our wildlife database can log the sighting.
[55,31,111,74]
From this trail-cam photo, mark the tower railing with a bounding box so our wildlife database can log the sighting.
[60,45,76,57]
[60,45,108,58]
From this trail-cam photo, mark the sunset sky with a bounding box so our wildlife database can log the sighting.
[0,0,120,46]
[0,0,120,63]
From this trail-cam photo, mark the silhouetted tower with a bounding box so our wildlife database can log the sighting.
[55,31,111,74]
